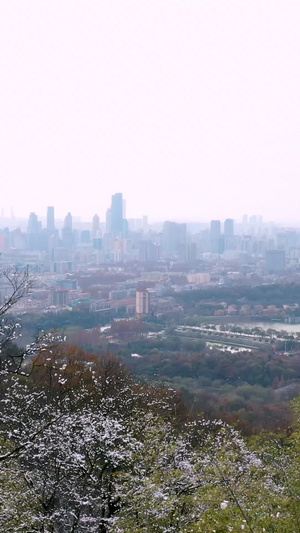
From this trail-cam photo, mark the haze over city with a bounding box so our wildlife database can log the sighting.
[2,3,300,530]
[1,0,299,222]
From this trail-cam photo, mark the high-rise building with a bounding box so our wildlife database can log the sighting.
[188,242,197,262]
[27,212,39,234]
[64,212,73,230]
[210,220,223,253]
[93,237,103,251]
[163,221,186,258]
[138,241,148,262]
[105,208,111,233]
[111,193,123,236]
[62,212,73,249]
[266,250,285,274]
[47,206,55,233]
[249,215,257,234]
[138,240,159,262]
[51,289,69,306]
[224,219,234,237]
[242,214,248,230]
[27,212,40,250]
[81,230,91,243]
[92,214,100,238]
[11,228,26,250]
[224,218,234,251]
[210,220,221,239]
[122,218,129,239]
[136,289,150,317]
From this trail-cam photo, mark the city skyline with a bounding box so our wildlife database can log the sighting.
[0,210,293,233]
[1,3,300,526]
[0,1,299,223]
[0,200,276,229]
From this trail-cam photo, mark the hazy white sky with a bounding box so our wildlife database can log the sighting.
[0,0,299,223]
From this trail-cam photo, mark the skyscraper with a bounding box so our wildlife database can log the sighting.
[210,220,223,253]
[224,219,234,237]
[163,221,187,258]
[110,193,123,236]
[224,219,234,251]
[64,212,73,230]
[105,208,111,233]
[242,214,248,231]
[92,214,100,238]
[27,212,40,250]
[210,220,221,239]
[27,212,39,234]
[47,206,55,233]
[62,212,73,249]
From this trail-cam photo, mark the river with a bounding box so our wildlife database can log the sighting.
[198,317,300,333]
[240,321,300,333]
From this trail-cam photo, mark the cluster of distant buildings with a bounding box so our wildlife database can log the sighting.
[213,303,299,319]
[0,255,299,323]
[1,194,300,325]
[0,193,299,284]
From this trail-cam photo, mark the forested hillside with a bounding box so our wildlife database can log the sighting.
[1,270,300,531]
[1,344,300,532]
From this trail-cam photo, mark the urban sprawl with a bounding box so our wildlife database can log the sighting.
[0,193,297,321]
